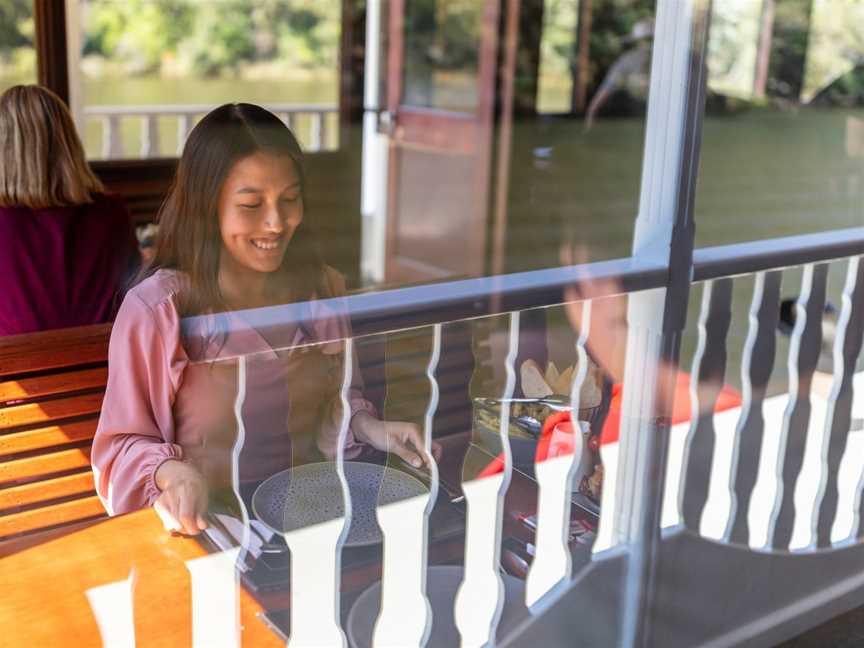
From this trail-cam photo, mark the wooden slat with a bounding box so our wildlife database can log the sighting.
[772,263,828,549]
[0,496,106,539]
[0,471,95,511]
[0,392,103,432]
[0,324,111,377]
[0,420,97,458]
[729,270,781,545]
[819,257,864,546]
[0,367,107,404]
[681,278,733,531]
[0,446,92,485]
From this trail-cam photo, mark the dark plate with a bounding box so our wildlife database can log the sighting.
[347,565,529,648]
[252,461,429,547]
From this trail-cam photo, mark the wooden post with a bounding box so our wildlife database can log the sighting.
[490,0,520,280]
[34,0,70,105]
[769,0,814,102]
[573,0,594,113]
[513,0,544,116]
[753,0,775,99]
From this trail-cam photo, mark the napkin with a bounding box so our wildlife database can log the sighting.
[204,514,279,568]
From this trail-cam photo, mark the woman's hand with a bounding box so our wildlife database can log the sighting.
[153,459,209,535]
[353,412,442,469]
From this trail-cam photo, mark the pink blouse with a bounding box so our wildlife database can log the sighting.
[92,268,375,515]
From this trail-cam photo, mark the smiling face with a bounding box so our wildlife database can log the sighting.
[217,152,303,281]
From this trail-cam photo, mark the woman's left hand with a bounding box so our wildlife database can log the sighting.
[353,413,442,469]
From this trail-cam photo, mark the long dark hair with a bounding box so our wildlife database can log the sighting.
[142,103,324,317]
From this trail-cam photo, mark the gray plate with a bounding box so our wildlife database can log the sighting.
[347,565,529,648]
[252,461,429,547]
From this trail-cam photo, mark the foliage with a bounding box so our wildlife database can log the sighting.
[802,0,864,104]
[0,0,31,50]
[0,0,34,79]
[767,0,811,99]
[587,0,653,88]
[539,0,579,78]
[80,0,340,77]
[84,0,193,74]
[403,0,481,72]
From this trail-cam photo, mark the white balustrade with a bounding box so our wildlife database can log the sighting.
[84,103,338,159]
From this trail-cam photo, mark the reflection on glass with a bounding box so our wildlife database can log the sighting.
[506,4,656,271]
[697,0,864,247]
[402,0,482,111]
[0,0,36,93]
[536,0,580,114]
[72,0,341,159]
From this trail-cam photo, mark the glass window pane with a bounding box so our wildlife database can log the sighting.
[505,2,656,273]
[71,0,341,160]
[0,0,36,93]
[402,0,482,112]
[695,0,864,247]
[536,0,579,114]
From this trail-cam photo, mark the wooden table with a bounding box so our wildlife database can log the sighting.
[0,434,592,646]
[0,437,477,647]
[0,508,282,647]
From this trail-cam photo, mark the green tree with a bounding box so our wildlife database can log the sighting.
[80,0,340,77]
[84,0,193,73]
[180,0,256,75]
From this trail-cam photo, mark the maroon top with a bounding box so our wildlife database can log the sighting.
[0,193,138,336]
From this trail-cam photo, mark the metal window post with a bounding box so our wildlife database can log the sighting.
[611,1,712,646]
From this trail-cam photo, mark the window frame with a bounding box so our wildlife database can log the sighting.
[34,0,358,175]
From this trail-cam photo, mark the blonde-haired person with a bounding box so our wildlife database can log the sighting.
[0,84,137,335]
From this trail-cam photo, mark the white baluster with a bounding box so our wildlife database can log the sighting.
[101,116,111,160]
[374,325,442,646]
[108,114,124,159]
[526,301,591,609]
[675,279,733,533]
[769,264,830,550]
[320,112,329,149]
[141,114,160,158]
[284,339,354,647]
[666,283,713,531]
[706,271,780,544]
[826,257,864,544]
[231,357,252,566]
[311,112,323,151]
[85,569,137,647]
[454,312,518,647]
[176,114,191,155]
[186,549,242,648]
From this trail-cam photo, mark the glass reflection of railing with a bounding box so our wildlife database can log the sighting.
[180,256,662,646]
[667,230,864,553]
[83,229,864,646]
[82,103,339,159]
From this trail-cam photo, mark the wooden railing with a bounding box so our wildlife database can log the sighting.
[168,229,864,647]
[82,103,339,160]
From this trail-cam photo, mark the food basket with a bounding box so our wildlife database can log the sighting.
[471,380,608,498]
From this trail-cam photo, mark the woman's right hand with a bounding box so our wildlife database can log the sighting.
[153,459,209,535]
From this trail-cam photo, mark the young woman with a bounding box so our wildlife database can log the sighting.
[0,85,137,335]
[92,103,434,535]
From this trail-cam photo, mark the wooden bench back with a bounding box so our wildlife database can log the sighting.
[0,325,112,547]
[0,307,501,551]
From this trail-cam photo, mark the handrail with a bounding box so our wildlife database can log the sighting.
[182,256,668,360]
[82,103,337,116]
[693,227,864,282]
[181,226,864,360]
